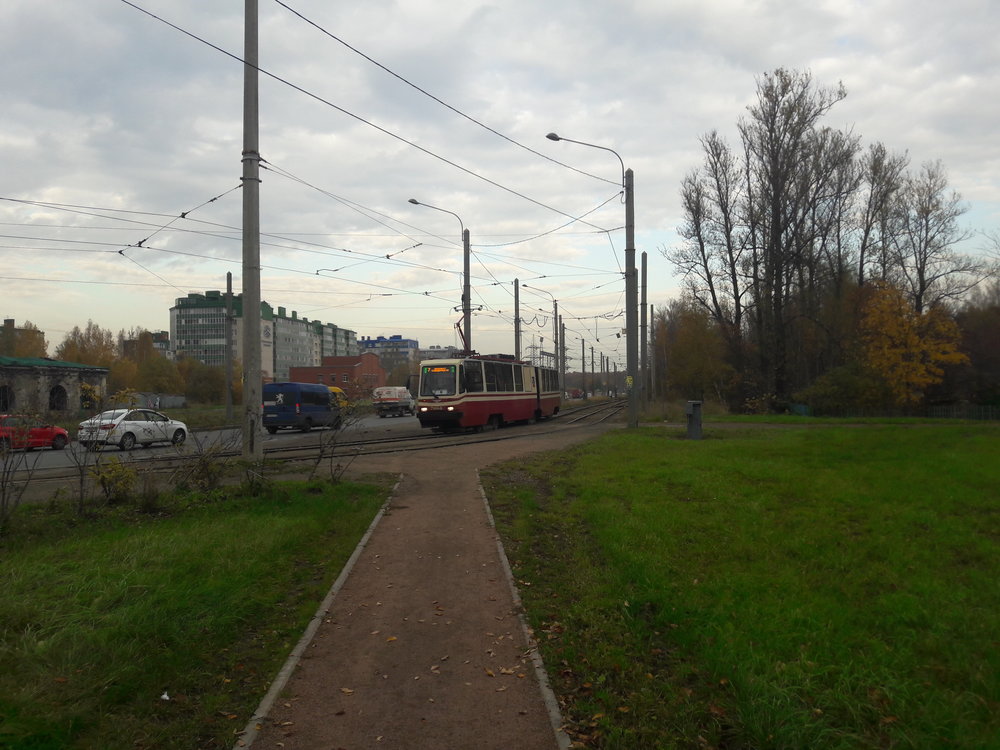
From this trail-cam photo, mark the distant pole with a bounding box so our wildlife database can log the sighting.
[581,338,586,399]
[558,315,565,395]
[225,272,234,422]
[241,0,263,461]
[514,279,521,360]
[552,299,559,374]
[640,251,648,407]
[625,168,638,426]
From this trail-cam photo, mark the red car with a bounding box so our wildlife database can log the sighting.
[0,415,70,451]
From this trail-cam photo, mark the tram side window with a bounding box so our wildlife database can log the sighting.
[539,368,557,392]
[484,361,499,392]
[514,366,523,391]
[465,361,485,392]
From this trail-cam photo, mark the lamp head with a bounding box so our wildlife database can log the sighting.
[408,198,419,205]
[545,132,561,141]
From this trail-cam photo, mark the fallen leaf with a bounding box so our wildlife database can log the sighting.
[340,688,354,695]
[484,668,495,677]
[386,636,397,642]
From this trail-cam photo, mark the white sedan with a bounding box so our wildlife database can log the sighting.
[77,409,188,451]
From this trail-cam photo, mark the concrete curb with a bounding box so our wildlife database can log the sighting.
[234,473,404,749]
[476,468,572,750]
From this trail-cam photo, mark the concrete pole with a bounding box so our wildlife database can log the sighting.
[514,279,521,360]
[552,299,559,375]
[462,228,471,354]
[641,251,648,407]
[241,0,263,461]
[625,168,638,427]
[225,272,234,422]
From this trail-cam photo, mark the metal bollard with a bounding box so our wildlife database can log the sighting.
[685,400,703,440]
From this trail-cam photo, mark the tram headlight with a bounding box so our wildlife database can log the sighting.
[419,406,428,412]
[446,406,455,411]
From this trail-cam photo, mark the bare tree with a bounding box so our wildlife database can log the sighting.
[892,161,984,313]
[857,143,909,287]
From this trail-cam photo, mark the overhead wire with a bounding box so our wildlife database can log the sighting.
[272,0,619,187]
[119,0,612,233]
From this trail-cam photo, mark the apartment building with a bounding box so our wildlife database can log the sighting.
[169,291,358,382]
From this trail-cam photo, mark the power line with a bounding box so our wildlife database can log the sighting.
[273,0,619,187]
[119,0,612,232]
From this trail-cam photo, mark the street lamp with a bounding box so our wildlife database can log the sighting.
[546,132,638,428]
[408,198,472,354]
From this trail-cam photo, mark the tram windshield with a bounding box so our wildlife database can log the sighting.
[420,364,457,396]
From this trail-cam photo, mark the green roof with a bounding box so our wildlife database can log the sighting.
[0,355,108,371]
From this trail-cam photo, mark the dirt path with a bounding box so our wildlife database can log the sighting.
[244,424,614,750]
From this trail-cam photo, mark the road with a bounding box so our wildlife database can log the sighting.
[4,412,423,473]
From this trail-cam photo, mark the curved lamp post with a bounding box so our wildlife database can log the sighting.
[408,198,472,354]
[545,132,638,428]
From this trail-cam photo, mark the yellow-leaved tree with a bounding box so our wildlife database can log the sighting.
[860,282,968,405]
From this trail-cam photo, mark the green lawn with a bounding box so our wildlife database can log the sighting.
[482,423,1000,749]
[0,480,387,749]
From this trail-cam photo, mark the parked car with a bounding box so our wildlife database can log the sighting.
[77,409,188,451]
[0,414,70,451]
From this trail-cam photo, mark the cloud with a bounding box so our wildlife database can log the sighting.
[1,0,997,357]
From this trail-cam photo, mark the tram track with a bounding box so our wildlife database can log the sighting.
[13,401,626,502]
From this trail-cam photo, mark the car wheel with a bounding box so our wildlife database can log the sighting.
[119,433,136,451]
[0,438,10,453]
[266,426,278,434]
[300,419,312,432]
[171,429,186,445]
[51,435,68,450]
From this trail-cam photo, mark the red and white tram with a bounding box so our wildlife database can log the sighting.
[416,355,560,431]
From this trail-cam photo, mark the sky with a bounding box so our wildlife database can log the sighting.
[2,0,998,368]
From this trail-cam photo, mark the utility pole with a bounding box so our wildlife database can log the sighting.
[641,251,648,408]
[241,0,263,461]
[462,228,471,354]
[625,168,638,427]
[225,272,234,422]
[514,279,521,360]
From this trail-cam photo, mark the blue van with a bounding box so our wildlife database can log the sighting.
[262,382,342,434]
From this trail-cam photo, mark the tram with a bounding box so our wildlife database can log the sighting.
[415,355,560,431]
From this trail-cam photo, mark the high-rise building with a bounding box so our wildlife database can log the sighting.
[169,291,357,382]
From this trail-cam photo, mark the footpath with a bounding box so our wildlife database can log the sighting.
[240,427,611,750]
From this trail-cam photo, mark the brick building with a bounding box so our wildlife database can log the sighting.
[288,352,386,401]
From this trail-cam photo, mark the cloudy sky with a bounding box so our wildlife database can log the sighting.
[2,0,998,366]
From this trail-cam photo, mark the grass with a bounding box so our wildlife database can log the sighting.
[481,423,1000,749]
[0,479,388,749]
